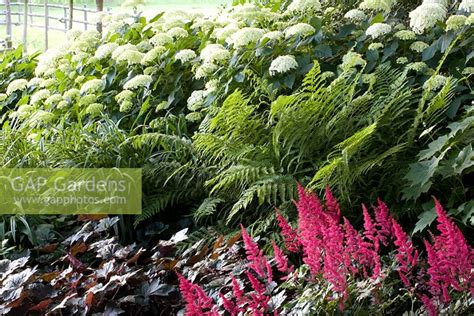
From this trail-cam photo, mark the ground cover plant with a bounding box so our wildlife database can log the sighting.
[0,0,472,314]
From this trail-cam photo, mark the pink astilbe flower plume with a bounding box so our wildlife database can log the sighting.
[362,204,379,251]
[373,198,393,247]
[240,224,272,281]
[324,186,341,221]
[295,183,326,275]
[423,198,473,309]
[272,241,294,277]
[231,276,246,306]
[177,272,216,316]
[220,293,239,315]
[392,218,419,288]
[245,271,270,312]
[275,210,300,252]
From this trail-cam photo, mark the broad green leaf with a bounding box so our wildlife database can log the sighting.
[414,208,437,234]
[418,135,449,160]
[453,144,474,175]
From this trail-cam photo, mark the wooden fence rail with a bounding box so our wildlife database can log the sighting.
[0,0,110,52]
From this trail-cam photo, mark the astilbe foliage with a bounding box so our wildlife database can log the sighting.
[178,187,473,315]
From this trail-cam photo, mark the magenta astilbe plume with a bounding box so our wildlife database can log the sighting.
[420,294,437,316]
[245,271,270,312]
[392,218,419,288]
[177,273,216,316]
[240,224,271,280]
[220,293,239,315]
[295,183,326,275]
[362,204,379,251]
[423,199,473,307]
[343,217,380,279]
[231,276,246,306]
[275,211,300,252]
[324,186,341,221]
[373,199,392,247]
[272,241,294,277]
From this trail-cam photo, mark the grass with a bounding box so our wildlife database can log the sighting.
[1,0,231,52]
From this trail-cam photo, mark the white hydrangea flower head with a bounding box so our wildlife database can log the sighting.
[175,49,197,63]
[31,89,51,104]
[167,27,189,39]
[71,30,100,52]
[410,41,429,52]
[285,23,316,39]
[286,0,321,14]
[6,79,28,95]
[205,79,219,92]
[396,57,409,64]
[81,79,105,94]
[187,90,208,111]
[119,101,134,113]
[63,88,80,101]
[195,63,218,79]
[111,44,138,60]
[191,18,215,33]
[85,103,104,117]
[10,104,33,119]
[406,62,428,72]
[262,31,283,41]
[27,77,45,88]
[136,40,153,52]
[214,24,240,41]
[409,3,447,34]
[123,75,153,90]
[342,51,366,70]
[141,46,166,65]
[162,10,191,22]
[57,100,68,109]
[163,19,186,32]
[228,27,264,47]
[41,78,55,88]
[368,42,384,50]
[344,9,367,22]
[200,44,226,61]
[66,29,81,41]
[423,74,448,91]
[115,90,134,103]
[35,49,64,76]
[446,15,467,31]
[459,0,474,13]
[115,50,145,65]
[150,33,173,46]
[366,23,392,39]
[269,55,298,76]
[394,30,416,40]
[466,13,474,24]
[207,49,231,64]
[45,94,63,106]
[359,0,396,12]
[0,93,7,102]
[79,94,97,106]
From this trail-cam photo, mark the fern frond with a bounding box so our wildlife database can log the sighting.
[192,197,223,223]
